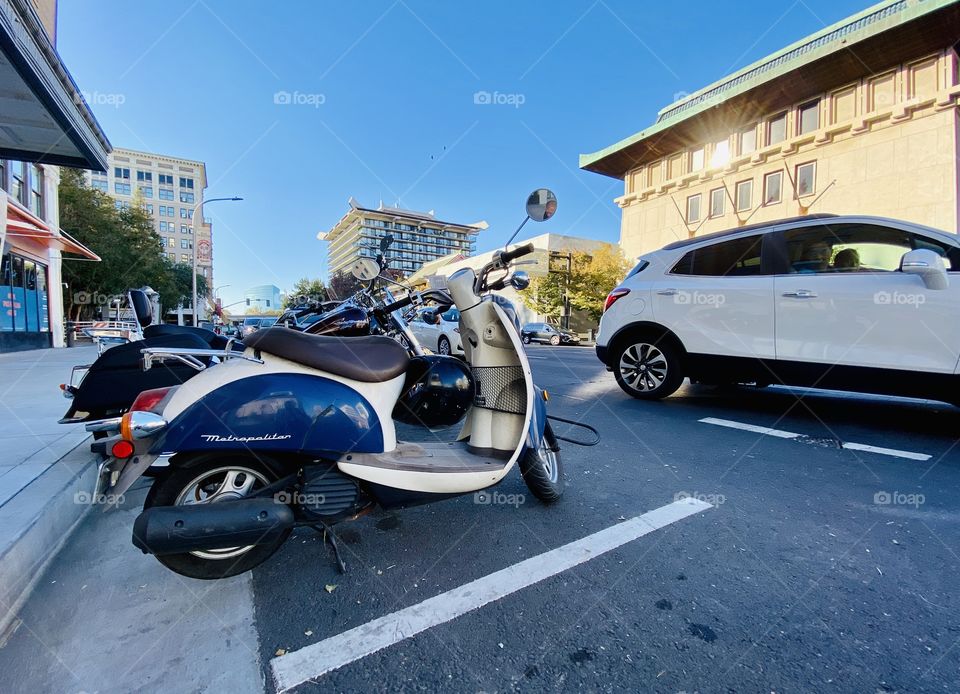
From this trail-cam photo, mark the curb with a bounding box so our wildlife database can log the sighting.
[0,438,98,642]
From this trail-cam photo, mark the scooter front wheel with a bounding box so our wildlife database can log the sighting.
[519,424,564,503]
[142,454,290,579]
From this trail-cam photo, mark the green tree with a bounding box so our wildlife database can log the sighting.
[59,169,206,320]
[285,277,328,308]
[521,271,566,321]
[329,271,362,300]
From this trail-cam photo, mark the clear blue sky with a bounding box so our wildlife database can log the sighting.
[58,0,867,307]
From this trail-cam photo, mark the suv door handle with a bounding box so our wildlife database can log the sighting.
[782,289,818,299]
[656,288,678,296]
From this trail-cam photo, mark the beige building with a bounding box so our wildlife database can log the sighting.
[319,198,487,278]
[580,0,960,260]
[88,147,213,300]
[406,232,613,329]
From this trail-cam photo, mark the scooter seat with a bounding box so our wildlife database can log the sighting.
[245,327,410,383]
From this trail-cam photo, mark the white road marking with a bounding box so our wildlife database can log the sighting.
[271,498,712,691]
[840,442,930,461]
[698,417,800,439]
[699,417,930,461]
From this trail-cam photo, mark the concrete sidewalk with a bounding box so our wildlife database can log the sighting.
[0,346,100,640]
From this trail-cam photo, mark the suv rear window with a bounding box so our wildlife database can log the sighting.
[671,234,764,276]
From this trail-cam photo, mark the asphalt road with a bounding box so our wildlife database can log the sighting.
[3,344,960,693]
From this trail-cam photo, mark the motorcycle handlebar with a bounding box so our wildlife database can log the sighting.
[381,295,413,314]
[500,242,534,263]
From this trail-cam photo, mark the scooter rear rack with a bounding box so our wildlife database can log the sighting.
[140,342,261,373]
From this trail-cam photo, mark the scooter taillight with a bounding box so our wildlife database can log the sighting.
[130,386,177,414]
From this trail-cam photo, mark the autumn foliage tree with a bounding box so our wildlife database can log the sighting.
[521,244,630,324]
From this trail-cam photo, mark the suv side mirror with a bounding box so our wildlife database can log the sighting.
[900,248,948,290]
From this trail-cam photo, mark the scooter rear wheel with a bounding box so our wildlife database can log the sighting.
[519,424,564,503]
[142,454,290,579]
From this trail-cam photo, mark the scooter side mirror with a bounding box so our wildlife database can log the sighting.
[525,189,558,222]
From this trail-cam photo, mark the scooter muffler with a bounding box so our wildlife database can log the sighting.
[132,498,294,556]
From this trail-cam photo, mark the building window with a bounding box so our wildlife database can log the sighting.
[686,193,702,223]
[159,188,174,201]
[137,170,152,182]
[179,208,191,218]
[798,99,820,134]
[764,171,783,205]
[114,167,130,179]
[114,182,131,195]
[796,162,816,197]
[114,200,130,210]
[735,179,753,212]
[91,179,108,192]
[767,112,787,145]
[709,187,725,218]
[710,139,730,168]
[11,161,26,205]
[179,177,194,189]
[180,239,191,249]
[30,165,43,218]
[180,192,195,203]
[159,174,174,185]
[739,125,757,156]
[168,236,176,247]
[690,147,705,172]
[140,186,153,198]
[180,254,189,263]
[145,204,154,214]
[180,224,192,234]
[1,252,49,333]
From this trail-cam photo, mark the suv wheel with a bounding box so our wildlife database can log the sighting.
[549,334,561,346]
[613,337,684,400]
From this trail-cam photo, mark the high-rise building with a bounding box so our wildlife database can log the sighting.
[580,0,960,260]
[319,198,487,278]
[243,284,282,312]
[88,147,213,306]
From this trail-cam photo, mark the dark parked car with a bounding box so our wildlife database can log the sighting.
[521,322,581,346]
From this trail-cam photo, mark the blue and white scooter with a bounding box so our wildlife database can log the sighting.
[91,189,597,579]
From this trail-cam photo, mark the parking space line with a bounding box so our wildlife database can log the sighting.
[270,497,713,691]
[699,417,931,461]
[840,442,930,461]
[699,417,800,439]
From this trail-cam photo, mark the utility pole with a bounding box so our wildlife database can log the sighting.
[549,250,572,330]
[191,196,242,326]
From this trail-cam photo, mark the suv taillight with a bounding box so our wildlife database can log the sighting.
[604,288,630,312]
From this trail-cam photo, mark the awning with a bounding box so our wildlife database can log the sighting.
[4,199,100,260]
[0,0,110,170]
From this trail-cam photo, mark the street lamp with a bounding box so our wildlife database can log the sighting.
[192,197,242,326]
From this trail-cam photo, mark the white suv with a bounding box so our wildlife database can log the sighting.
[596,214,960,405]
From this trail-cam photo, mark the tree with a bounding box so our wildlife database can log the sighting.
[59,169,207,320]
[567,244,632,322]
[520,244,631,324]
[328,271,362,300]
[284,277,328,308]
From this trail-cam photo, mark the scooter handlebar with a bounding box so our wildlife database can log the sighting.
[500,242,535,263]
